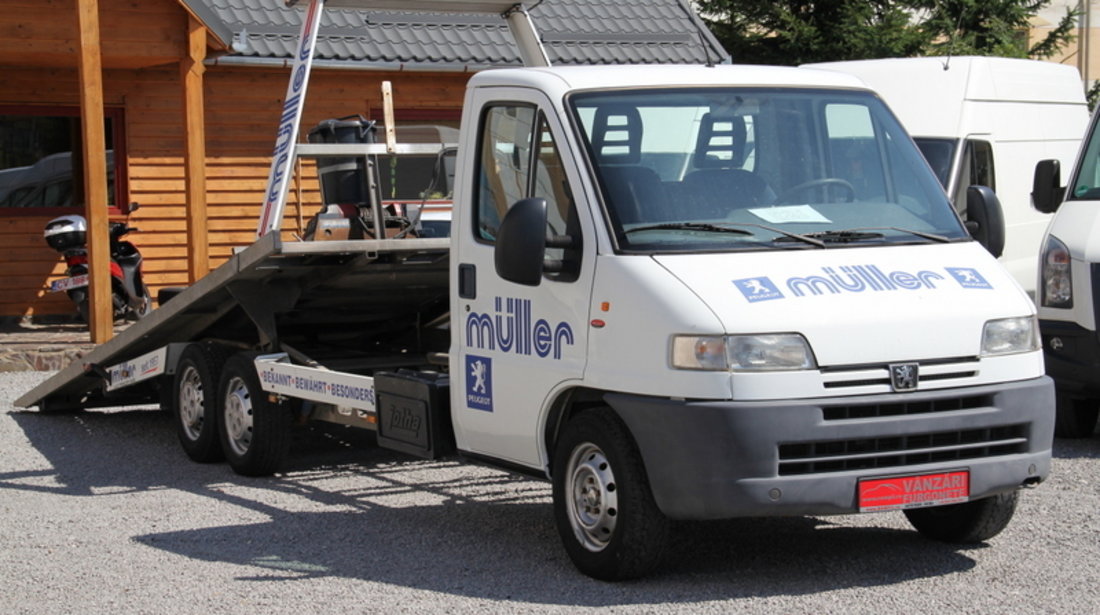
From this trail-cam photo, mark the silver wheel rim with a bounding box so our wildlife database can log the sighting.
[223,376,254,457]
[565,442,618,552]
[178,365,204,441]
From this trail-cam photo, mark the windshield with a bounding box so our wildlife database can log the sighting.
[1070,116,1100,201]
[570,88,967,252]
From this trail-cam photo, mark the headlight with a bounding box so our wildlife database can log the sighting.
[981,316,1040,356]
[1041,235,1072,308]
[671,334,816,371]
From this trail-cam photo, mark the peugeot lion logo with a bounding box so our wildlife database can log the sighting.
[890,363,919,392]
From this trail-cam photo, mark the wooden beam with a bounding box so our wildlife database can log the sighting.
[75,0,112,343]
[182,15,209,283]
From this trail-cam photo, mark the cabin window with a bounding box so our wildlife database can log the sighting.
[0,106,126,213]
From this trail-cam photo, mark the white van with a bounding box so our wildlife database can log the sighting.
[1033,110,1100,438]
[810,57,1089,298]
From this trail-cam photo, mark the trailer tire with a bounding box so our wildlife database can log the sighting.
[172,342,230,462]
[551,407,670,581]
[903,490,1018,543]
[217,352,291,477]
[1054,395,1099,439]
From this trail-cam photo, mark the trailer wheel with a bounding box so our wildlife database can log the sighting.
[217,353,291,476]
[551,408,670,581]
[1054,395,1099,439]
[904,491,1018,543]
[172,342,230,462]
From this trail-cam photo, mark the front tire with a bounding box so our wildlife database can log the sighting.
[217,353,291,476]
[172,342,229,462]
[551,408,670,581]
[904,491,1018,543]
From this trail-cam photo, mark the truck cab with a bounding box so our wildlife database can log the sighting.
[452,65,1052,578]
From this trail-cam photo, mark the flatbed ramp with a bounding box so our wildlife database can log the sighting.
[16,233,450,411]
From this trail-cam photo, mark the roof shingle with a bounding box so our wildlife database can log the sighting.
[189,0,728,68]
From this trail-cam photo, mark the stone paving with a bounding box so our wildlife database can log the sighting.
[0,319,124,372]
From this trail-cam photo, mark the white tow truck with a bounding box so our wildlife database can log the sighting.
[17,0,1054,580]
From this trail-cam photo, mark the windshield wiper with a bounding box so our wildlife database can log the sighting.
[791,227,952,244]
[624,222,753,235]
[626,222,827,248]
[791,230,887,243]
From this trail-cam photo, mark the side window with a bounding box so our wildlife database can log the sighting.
[474,103,580,280]
[477,105,536,241]
[951,139,995,213]
[533,115,574,263]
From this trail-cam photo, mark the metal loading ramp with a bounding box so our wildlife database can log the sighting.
[15,233,450,412]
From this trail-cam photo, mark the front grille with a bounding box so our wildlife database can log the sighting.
[821,358,978,390]
[778,424,1028,476]
[822,394,992,420]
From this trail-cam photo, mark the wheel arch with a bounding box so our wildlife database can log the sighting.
[541,386,630,477]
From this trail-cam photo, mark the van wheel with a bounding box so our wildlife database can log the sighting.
[217,353,291,476]
[903,491,1017,543]
[552,408,670,581]
[1054,395,1099,438]
[172,342,230,462]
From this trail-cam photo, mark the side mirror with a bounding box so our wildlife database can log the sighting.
[495,197,548,286]
[966,185,1005,258]
[1032,159,1064,214]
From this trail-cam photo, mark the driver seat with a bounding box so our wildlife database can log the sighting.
[682,113,771,216]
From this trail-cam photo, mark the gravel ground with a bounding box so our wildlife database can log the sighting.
[2,370,1098,614]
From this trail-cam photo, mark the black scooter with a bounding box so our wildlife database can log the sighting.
[44,204,151,322]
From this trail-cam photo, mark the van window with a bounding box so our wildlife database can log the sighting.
[951,139,995,213]
[1070,121,1100,200]
[914,138,956,188]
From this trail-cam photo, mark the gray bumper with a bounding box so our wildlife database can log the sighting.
[605,377,1054,520]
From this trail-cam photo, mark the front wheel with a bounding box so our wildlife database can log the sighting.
[217,353,292,476]
[551,408,670,581]
[903,491,1018,543]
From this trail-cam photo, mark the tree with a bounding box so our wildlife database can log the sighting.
[915,0,1077,59]
[696,0,930,65]
[697,0,1076,65]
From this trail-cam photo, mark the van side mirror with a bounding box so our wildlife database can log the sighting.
[966,185,1005,258]
[1032,159,1064,214]
[495,198,548,286]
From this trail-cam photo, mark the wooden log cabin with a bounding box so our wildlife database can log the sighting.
[0,0,726,323]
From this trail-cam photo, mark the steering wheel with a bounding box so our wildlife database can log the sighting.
[776,178,856,204]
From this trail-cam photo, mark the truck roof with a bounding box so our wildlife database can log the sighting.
[468,64,871,95]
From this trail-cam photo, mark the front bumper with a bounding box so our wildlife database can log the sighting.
[605,376,1054,520]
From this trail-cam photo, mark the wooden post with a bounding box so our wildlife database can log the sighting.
[182,15,210,283]
[75,0,112,343]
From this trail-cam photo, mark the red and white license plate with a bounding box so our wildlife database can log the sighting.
[49,274,89,293]
[858,470,969,512]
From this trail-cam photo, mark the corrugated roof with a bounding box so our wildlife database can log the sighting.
[185,0,729,68]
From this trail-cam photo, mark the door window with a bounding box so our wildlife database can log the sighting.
[475,104,579,278]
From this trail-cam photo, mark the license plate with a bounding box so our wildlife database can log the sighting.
[49,274,89,292]
[858,470,969,512]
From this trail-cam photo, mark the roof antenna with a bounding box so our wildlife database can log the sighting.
[698,30,716,68]
[942,2,966,71]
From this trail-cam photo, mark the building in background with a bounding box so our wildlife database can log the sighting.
[0,0,727,321]
[1034,0,1099,84]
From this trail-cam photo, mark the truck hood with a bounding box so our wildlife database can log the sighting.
[653,242,1032,367]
